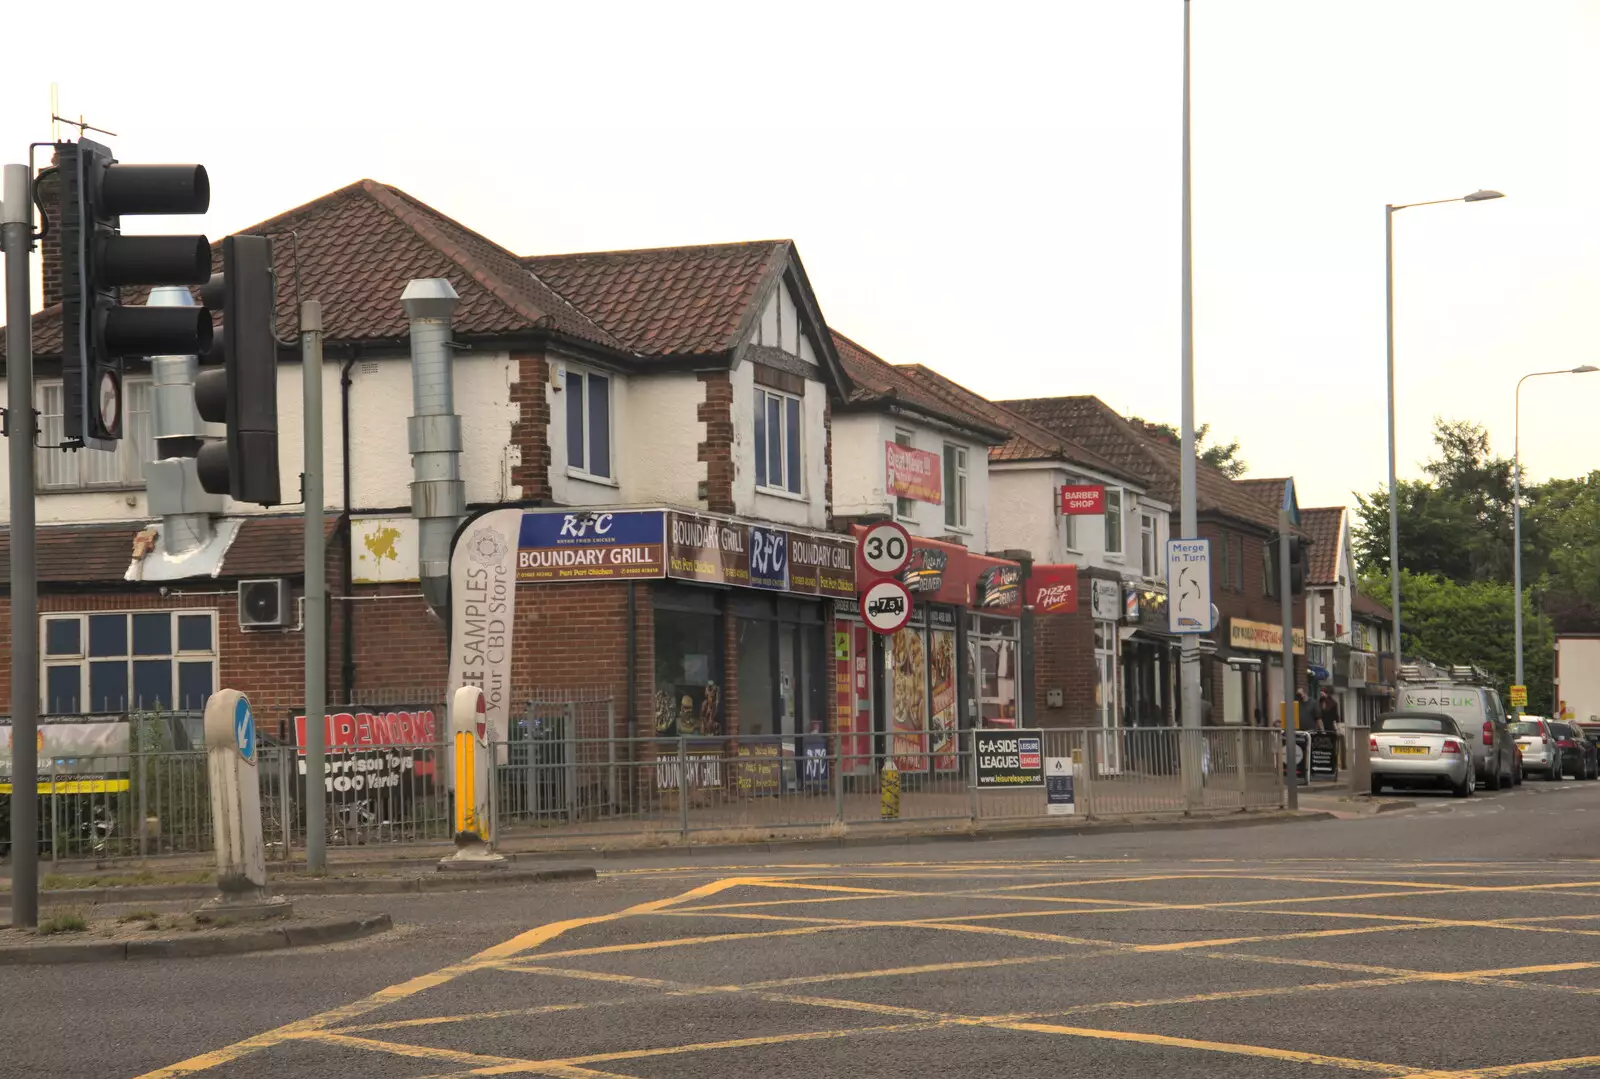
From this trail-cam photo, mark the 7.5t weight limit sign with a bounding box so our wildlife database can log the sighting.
[860,520,911,578]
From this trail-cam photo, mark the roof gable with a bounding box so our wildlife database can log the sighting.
[1299,506,1346,585]
[831,332,1008,443]
[1004,396,1287,532]
[524,240,784,357]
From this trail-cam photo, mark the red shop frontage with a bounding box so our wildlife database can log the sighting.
[833,531,1025,780]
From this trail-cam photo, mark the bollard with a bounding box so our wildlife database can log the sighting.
[880,756,901,820]
[198,690,290,919]
[442,685,503,870]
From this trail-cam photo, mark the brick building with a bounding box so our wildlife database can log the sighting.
[1002,398,1311,728]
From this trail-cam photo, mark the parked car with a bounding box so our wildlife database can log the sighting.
[1551,721,1599,781]
[1397,683,1518,789]
[1369,712,1475,798]
[1507,717,1564,780]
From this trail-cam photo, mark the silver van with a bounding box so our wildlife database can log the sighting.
[1396,683,1519,789]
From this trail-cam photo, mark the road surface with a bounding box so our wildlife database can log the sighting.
[3,778,1598,1078]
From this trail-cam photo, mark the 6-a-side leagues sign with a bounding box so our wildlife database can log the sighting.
[974,729,1045,787]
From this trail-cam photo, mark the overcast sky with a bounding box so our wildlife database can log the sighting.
[4,1,1597,511]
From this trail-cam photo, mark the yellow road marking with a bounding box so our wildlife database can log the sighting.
[991,1019,1420,1075]
[135,875,765,1078]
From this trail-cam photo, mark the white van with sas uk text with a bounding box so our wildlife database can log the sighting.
[1397,683,1518,790]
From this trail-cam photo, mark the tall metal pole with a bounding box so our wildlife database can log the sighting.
[1384,205,1402,670]
[1512,376,1524,713]
[1178,0,1201,729]
[4,163,40,927]
[1280,511,1298,811]
[302,300,328,871]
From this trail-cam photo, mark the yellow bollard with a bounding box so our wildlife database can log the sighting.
[880,756,901,820]
[454,730,483,840]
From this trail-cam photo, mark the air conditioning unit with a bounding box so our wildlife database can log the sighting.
[238,578,289,630]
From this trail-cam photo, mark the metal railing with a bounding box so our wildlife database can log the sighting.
[2,717,1290,860]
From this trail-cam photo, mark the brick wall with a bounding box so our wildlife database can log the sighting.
[1033,608,1097,727]
[38,163,62,308]
[509,349,550,502]
[697,371,734,513]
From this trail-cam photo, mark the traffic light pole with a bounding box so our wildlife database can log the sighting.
[302,301,328,872]
[1280,510,1298,812]
[4,163,40,927]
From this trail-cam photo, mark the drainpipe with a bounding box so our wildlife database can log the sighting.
[144,285,223,554]
[402,279,465,615]
[339,351,357,701]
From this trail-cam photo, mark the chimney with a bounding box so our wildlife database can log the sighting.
[402,279,465,615]
[38,161,62,308]
[143,285,223,554]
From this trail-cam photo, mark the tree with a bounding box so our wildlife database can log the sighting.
[1352,419,1536,585]
[1128,418,1248,478]
[1361,571,1554,715]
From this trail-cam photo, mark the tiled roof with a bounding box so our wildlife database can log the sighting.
[13,180,623,362]
[524,241,788,357]
[1299,507,1345,585]
[0,513,342,585]
[225,514,342,578]
[830,332,1009,443]
[1002,396,1289,531]
[1353,589,1393,624]
[1235,477,1287,509]
[0,521,146,585]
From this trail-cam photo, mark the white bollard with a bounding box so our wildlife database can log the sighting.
[200,690,290,918]
[440,685,503,870]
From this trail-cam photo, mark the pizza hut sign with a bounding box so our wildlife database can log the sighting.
[1027,565,1079,614]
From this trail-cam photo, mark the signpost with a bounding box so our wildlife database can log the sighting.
[1510,685,1528,709]
[1165,538,1213,634]
[859,520,912,578]
[442,685,502,868]
[861,578,913,635]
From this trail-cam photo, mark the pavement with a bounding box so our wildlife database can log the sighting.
[2,776,1597,1078]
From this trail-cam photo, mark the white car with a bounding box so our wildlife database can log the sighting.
[1508,717,1564,780]
[1369,711,1475,798]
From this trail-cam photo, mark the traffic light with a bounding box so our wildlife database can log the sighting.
[57,137,212,448]
[1289,536,1308,595]
[194,235,281,506]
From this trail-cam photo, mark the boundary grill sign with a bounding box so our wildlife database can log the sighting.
[974,728,1045,788]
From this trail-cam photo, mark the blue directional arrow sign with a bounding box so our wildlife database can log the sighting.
[234,696,256,764]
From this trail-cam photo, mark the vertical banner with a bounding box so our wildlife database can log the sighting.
[447,507,523,761]
[929,621,959,772]
[890,625,929,772]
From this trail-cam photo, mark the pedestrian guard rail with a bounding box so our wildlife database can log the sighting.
[2,713,1288,858]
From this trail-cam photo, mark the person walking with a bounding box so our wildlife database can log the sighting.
[1318,687,1344,769]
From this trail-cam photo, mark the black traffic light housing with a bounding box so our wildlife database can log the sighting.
[57,138,211,448]
[194,235,281,506]
[1289,536,1308,595]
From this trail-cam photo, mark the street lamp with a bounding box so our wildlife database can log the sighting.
[1512,363,1599,712]
[1385,189,1504,668]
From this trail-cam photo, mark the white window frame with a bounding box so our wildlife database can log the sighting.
[754,386,804,496]
[1140,512,1158,578]
[35,377,155,490]
[1103,486,1125,557]
[893,428,916,521]
[39,609,219,715]
[943,443,969,531]
[563,365,616,483]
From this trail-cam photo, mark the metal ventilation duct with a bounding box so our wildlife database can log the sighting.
[402,279,465,614]
[143,285,223,555]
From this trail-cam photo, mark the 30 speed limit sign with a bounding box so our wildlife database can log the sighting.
[860,520,912,578]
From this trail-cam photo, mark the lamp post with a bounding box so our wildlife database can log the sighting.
[1512,364,1598,712]
[1385,189,1504,668]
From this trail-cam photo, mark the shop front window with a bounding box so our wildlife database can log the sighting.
[967,614,1019,728]
[653,596,724,738]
